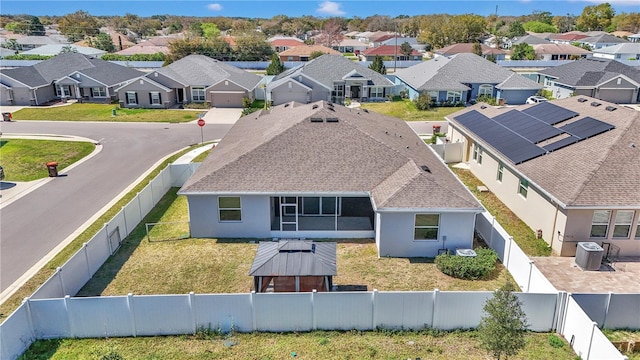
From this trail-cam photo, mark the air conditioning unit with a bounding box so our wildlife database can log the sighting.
[456,249,477,257]
[575,242,604,271]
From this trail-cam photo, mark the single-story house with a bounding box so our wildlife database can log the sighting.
[278,45,341,62]
[380,37,428,52]
[628,33,640,43]
[269,36,305,53]
[434,43,506,61]
[548,32,589,45]
[531,43,592,61]
[0,52,144,106]
[536,58,640,104]
[250,240,336,292]
[178,100,483,258]
[578,33,630,50]
[392,53,542,105]
[15,35,64,50]
[592,43,640,60]
[361,45,422,61]
[446,97,640,256]
[116,54,261,108]
[511,35,552,46]
[266,54,395,106]
[20,44,107,57]
[331,38,369,54]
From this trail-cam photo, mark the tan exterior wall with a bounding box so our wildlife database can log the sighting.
[565,209,640,256]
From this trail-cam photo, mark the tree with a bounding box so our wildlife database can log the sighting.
[472,42,483,57]
[400,41,413,57]
[58,11,99,42]
[59,45,78,54]
[368,55,386,75]
[611,12,640,33]
[234,33,273,61]
[576,3,615,31]
[90,32,116,53]
[510,43,536,60]
[317,18,343,48]
[201,22,221,39]
[478,282,529,360]
[309,51,325,60]
[522,21,557,33]
[553,14,577,33]
[266,53,285,75]
[506,21,526,38]
[26,16,45,36]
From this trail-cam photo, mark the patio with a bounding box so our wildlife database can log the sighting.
[532,256,640,293]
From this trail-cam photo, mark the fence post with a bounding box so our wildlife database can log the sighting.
[372,289,378,330]
[526,260,534,293]
[64,295,75,338]
[489,215,495,248]
[105,223,112,255]
[431,289,439,329]
[250,291,257,331]
[311,290,317,331]
[137,193,143,221]
[22,297,35,339]
[189,292,197,335]
[127,293,137,337]
[586,321,597,360]
[602,292,613,329]
[57,267,66,297]
[552,291,566,332]
[506,236,513,269]
[149,179,155,206]
[122,206,129,237]
[83,243,92,279]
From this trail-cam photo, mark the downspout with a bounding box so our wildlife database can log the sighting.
[550,201,560,253]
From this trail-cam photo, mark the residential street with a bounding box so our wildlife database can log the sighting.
[0,120,232,295]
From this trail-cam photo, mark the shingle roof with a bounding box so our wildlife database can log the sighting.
[581,33,629,45]
[362,45,421,57]
[394,53,542,91]
[21,44,106,56]
[180,100,481,211]
[532,43,592,55]
[0,52,144,88]
[592,43,640,55]
[154,54,261,90]
[447,97,640,207]
[279,45,341,57]
[435,43,506,56]
[539,58,640,86]
[249,241,337,276]
[512,35,552,45]
[549,33,589,42]
[271,54,394,90]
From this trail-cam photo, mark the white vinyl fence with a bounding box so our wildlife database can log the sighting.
[572,293,640,330]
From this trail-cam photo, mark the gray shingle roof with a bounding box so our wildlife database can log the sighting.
[394,53,542,91]
[249,241,337,276]
[512,35,552,45]
[0,52,144,88]
[581,33,630,45]
[155,54,261,90]
[539,58,640,86]
[180,101,481,211]
[272,54,394,89]
[593,43,640,55]
[448,97,640,207]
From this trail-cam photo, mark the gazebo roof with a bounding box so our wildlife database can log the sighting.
[249,240,337,277]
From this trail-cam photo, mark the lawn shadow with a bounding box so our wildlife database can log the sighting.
[18,338,63,359]
[0,182,16,190]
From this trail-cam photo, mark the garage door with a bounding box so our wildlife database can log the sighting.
[211,93,244,108]
[598,89,634,104]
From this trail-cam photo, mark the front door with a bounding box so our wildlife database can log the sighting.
[350,86,360,99]
[280,197,298,231]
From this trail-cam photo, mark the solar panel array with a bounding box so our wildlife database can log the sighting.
[453,104,615,164]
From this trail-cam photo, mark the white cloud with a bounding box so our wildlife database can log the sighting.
[207,3,222,11]
[317,1,345,16]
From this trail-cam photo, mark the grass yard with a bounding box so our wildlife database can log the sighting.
[0,139,95,181]
[78,188,515,296]
[360,99,464,121]
[19,330,577,360]
[451,167,552,257]
[603,329,640,360]
[11,103,202,122]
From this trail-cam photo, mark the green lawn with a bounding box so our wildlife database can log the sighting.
[0,139,95,181]
[19,330,576,360]
[11,103,202,122]
[603,329,640,360]
[360,99,464,121]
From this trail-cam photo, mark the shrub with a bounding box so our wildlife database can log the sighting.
[413,93,432,111]
[548,334,565,348]
[476,95,497,106]
[435,248,498,280]
[242,97,252,108]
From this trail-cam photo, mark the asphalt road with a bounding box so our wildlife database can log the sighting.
[0,120,232,293]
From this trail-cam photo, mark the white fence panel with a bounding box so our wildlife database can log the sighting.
[138,185,154,216]
[254,293,313,332]
[31,270,63,299]
[508,245,532,291]
[68,296,132,338]
[573,294,608,326]
[0,302,34,360]
[170,163,199,187]
[150,171,167,205]
[434,291,491,330]
[528,266,557,293]
[108,210,127,245]
[123,197,142,237]
[606,294,640,329]
[85,228,111,275]
[60,251,91,296]
[29,298,70,338]
[315,292,373,330]
[195,294,253,333]
[161,166,172,191]
[133,295,192,336]
[375,291,433,330]
[516,293,558,331]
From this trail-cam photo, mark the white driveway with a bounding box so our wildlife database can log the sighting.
[197,108,244,125]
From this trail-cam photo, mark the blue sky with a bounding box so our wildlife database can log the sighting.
[1,0,638,18]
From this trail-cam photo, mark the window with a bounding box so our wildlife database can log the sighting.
[497,162,504,182]
[636,216,640,239]
[56,85,71,97]
[332,84,344,98]
[613,211,634,238]
[369,87,384,98]
[472,143,478,161]
[518,178,528,198]
[427,91,438,102]
[478,84,493,97]
[150,92,161,105]
[191,86,205,102]
[90,87,106,97]
[414,214,439,240]
[477,147,483,165]
[219,197,241,222]
[446,91,462,103]
[126,91,137,105]
[590,210,611,238]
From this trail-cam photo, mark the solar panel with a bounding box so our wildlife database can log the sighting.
[454,111,546,164]
[522,102,579,125]
[559,117,615,139]
[493,110,563,143]
[542,135,581,152]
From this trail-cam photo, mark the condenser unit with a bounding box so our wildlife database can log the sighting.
[575,242,604,271]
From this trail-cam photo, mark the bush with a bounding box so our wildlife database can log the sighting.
[476,95,497,106]
[548,334,565,348]
[435,248,498,280]
[413,93,432,110]
[242,97,252,108]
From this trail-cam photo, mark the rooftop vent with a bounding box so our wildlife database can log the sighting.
[363,108,369,113]
[591,102,601,107]
[310,117,324,123]
[480,105,487,109]
[605,106,616,112]
[312,104,319,109]
[578,98,588,103]
[420,165,431,173]
[326,117,339,123]
[284,103,290,108]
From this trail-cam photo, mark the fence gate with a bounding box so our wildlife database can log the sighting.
[108,226,122,255]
